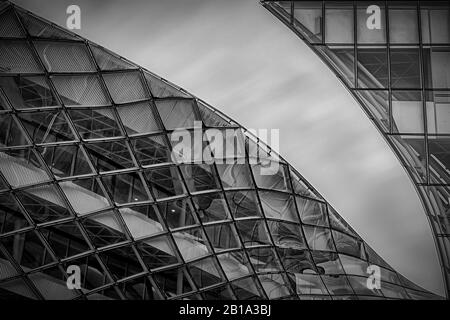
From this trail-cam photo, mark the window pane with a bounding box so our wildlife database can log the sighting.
[52,75,109,106]
[426,91,450,134]
[424,48,450,89]
[357,47,388,88]
[390,48,421,88]
[145,166,185,199]
[293,1,323,43]
[0,40,42,73]
[357,2,386,44]
[216,162,253,189]
[226,190,262,219]
[35,41,95,72]
[389,135,427,183]
[157,198,197,229]
[296,196,328,227]
[325,6,354,43]
[101,172,149,204]
[156,99,198,130]
[259,191,299,223]
[389,9,419,43]
[421,7,450,44]
[302,225,335,252]
[116,101,160,135]
[103,71,148,104]
[392,91,424,133]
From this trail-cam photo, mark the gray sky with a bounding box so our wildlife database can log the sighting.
[12,0,444,295]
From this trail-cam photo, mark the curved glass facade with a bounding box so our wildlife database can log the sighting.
[261,0,450,298]
[0,1,440,299]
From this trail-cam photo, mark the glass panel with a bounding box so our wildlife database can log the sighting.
[144,71,190,99]
[38,144,92,178]
[290,170,322,200]
[312,251,345,275]
[302,225,335,252]
[157,198,197,230]
[144,166,185,199]
[16,184,72,224]
[120,276,156,300]
[259,273,292,299]
[325,5,354,44]
[137,235,180,270]
[347,275,383,296]
[252,163,290,191]
[119,205,164,239]
[68,108,122,140]
[428,136,450,184]
[62,255,112,291]
[390,48,421,88]
[235,219,271,247]
[99,246,143,280]
[101,173,149,204]
[424,48,450,89]
[41,221,89,259]
[0,40,42,73]
[17,110,76,143]
[332,230,365,259]
[247,247,282,273]
[322,275,354,295]
[188,257,224,289]
[267,220,306,250]
[90,44,136,70]
[192,192,230,223]
[201,284,234,300]
[226,190,262,219]
[153,267,194,298]
[52,75,109,106]
[103,71,148,104]
[290,273,328,295]
[389,8,419,43]
[293,1,323,43]
[173,228,211,262]
[84,140,134,172]
[198,101,234,127]
[325,46,356,87]
[0,8,26,38]
[131,135,171,166]
[357,2,386,44]
[231,277,264,300]
[426,92,450,134]
[296,196,328,227]
[17,10,79,40]
[339,254,368,277]
[217,250,251,281]
[357,47,389,88]
[391,91,424,133]
[421,6,450,44]
[216,162,253,189]
[0,76,59,110]
[204,223,241,252]
[0,114,29,147]
[259,191,298,223]
[180,164,220,193]
[0,148,50,187]
[35,41,95,72]
[277,247,315,274]
[59,177,110,215]
[0,193,30,234]
[1,230,54,269]
[81,211,128,247]
[155,99,198,130]
[116,101,160,135]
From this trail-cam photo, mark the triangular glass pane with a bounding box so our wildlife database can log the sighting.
[290,170,323,200]
[52,74,109,106]
[16,184,73,224]
[99,245,143,280]
[116,101,160,135]
[0,76,59,110]
[197,101,234,127]
[38,144,92,178]
[101,173,149,204]
[0,148,51,187]
[40,221,90,259]
[81,211,128,248]
[17,10,80,40]
[0,248,19,280]
[137,235,180,270]
[68,108,122,140]
[131,135,172,166]
[103,71,148,104]
[84,140,134,172]
[90,44,136,70]
[0,193,30,234]
[0,114,30,147]
[0,40,43,73]
[59,177,110,215]
[144,71,190,98]
[155,99,198,130]
[389,135,427,183]
[0,230,55,270]
[157,198,197,229]
[153,267,194,297]
[0,8,26,38]
[17,110,76,144]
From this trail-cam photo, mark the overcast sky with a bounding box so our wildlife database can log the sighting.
[11,0,445,295]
